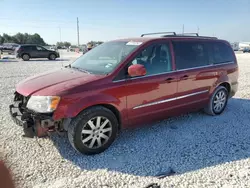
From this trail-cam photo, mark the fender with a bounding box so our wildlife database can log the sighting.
[210,70,230,95]
[53,92,126,121]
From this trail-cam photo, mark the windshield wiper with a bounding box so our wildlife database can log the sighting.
[71,66,91,74]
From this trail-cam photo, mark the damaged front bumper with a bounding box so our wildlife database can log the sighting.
[9,92,61,138]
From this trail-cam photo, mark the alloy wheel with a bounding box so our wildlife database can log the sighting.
[213,90,227,113]
[81,116,112,149]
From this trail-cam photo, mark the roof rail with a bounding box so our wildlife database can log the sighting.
[177,33,199,36]
[141,32,176,37]
[161,34,218,39]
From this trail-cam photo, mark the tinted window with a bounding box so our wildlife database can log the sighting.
[23,46,36,51]
[173,41,209,70]
[209,42,234,64]
[130,43,172,76]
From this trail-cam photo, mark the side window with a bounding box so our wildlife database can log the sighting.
[36,46,45,51]
[173,41,209,70]
[130,43,172,76]
[210,42,234,64]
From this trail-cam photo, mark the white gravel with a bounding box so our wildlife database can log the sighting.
[1,52,250,188]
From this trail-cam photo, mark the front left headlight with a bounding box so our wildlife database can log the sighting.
[26,96,61,113]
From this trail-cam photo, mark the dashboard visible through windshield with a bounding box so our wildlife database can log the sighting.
[71,41,142,74]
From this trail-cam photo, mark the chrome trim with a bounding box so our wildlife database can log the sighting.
[112,61,235,83]
[133,90,209,109]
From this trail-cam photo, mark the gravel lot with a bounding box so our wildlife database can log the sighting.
[1,52,250,188]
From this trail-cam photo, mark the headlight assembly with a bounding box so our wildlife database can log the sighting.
[26,96,61,113]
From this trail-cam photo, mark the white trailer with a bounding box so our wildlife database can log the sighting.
[230,42,239,51]
[239,42,250,51]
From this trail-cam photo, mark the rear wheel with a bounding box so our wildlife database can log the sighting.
[67,106,119,155]
[22,54,30,61]
[48,53,56,60]
[204,86,228,115]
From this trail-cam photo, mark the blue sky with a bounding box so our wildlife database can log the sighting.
[1,0,249,44]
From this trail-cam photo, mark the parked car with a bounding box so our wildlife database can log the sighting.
[15,44,60,61]
[0,43,19,54]
[243,47,250,53]
[10,32,238,155]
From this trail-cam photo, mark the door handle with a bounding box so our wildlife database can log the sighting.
[165,77,174,83]
[180,75,189,80]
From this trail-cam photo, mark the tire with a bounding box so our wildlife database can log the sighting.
[67,106,119,155]
[48,53,56,60]
[22,54,30,61]
[204,86,229,116]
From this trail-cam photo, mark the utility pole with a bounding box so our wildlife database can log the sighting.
[59,26,61,42]
[77,17,80,46]
[197,26,199,35]
[182,24,185,34]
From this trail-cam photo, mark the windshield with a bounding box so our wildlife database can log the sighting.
[71,41,141,74]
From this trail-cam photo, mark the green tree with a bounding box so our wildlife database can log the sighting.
[0,35,3,44]
[56,41,71,48]
[87,41,104,46]
[0,33,46,45]
[14,33,25,44]
[63,42,71,48]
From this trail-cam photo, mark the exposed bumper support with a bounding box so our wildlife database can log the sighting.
[9,103,56,138]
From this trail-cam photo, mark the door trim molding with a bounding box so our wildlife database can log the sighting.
[133,90,209,109]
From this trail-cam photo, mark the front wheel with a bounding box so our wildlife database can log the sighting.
[67,106,119,155]
[48,53,56,60]
[204,86,229,116]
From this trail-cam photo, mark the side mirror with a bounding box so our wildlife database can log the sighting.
[128,64,146,77]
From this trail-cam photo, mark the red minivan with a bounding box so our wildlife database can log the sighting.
[10,32,238,155]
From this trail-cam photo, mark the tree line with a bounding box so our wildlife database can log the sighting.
[0,32,104,47]
[0,33,46,45]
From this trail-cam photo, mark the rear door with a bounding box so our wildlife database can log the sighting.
[172,40,217,111]
[27,46,37,57]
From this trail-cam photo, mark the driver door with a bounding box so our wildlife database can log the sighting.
[35,46,49,58]
[125,41,178,126]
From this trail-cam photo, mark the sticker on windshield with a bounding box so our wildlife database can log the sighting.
[126,41,143,46]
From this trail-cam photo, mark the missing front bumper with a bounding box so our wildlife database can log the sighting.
[9,103,55,138]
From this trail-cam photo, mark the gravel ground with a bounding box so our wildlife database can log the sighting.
[1,52,250,188]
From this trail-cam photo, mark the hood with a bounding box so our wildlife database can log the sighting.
[16,67,105,96]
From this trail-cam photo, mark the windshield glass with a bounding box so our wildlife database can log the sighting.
[71,41,141,74]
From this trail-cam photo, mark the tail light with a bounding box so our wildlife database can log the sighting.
[16,48,23,53]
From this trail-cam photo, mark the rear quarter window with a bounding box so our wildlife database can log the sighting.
[209,42,234,64]
[23,46,36,51]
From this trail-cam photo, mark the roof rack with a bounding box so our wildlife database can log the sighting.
[141,31,217,39]
[141,32,176,37]
[177,33,199,36]
[163,33,218,39]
